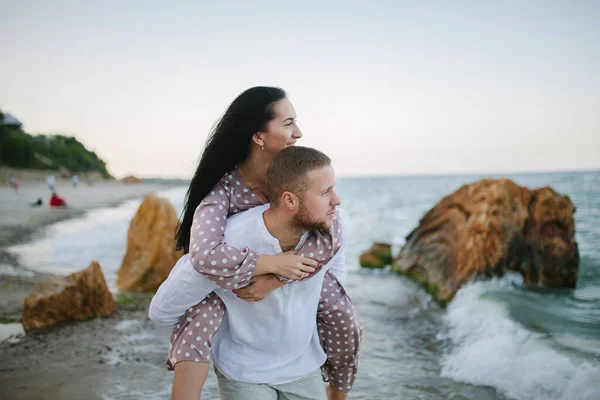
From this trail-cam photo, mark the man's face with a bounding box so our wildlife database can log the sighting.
[291,165,341,232]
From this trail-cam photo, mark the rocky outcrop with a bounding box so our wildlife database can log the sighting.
[120,175,142,184]
[393,179,578,304]
[359,243,393,269]
[116,194,183,292]
[21,261,115,332]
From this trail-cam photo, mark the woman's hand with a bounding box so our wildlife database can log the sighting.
[233,275,285,302]
[255,251,319,280]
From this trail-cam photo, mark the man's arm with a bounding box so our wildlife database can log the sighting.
[148,255,220,327]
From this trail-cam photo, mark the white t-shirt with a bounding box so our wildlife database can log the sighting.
[149,204,349,385]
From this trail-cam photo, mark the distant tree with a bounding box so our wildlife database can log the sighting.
[0,126,112,178]
[0,128,34,167]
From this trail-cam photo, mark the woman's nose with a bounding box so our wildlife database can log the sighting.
[293,125,303,139]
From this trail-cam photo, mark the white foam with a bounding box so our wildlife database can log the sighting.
[0,323,24,342]
[4,187,186,288]
[440,275,600,400]
[574,285,600,301]
[114,319,141,331]
[0,263,35,277]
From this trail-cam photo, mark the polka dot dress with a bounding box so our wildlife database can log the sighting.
[168,168,362,392]
[167,292,224,370]
[318,272,363,392]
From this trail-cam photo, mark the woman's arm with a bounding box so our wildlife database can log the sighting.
[276,208,345,284]
[233,210,350,302]
[188,185,317,289]
[323,208,351,285]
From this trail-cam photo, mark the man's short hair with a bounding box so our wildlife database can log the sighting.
[266,146,331,205]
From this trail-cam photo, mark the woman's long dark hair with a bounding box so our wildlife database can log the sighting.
[175,86,287,252]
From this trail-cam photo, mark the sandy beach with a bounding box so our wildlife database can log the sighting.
[0,180,182,246]
[0,179,185,400]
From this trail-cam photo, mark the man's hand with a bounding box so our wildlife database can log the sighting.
[233,275,285,302]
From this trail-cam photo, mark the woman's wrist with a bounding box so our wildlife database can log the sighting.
[255,254,275,275]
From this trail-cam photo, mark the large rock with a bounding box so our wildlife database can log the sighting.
[21,261,115,332]
[116,194,183,292]
[359,243,393,269]
[393,179,578,304]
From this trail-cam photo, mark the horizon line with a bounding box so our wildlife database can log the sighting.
[136,167,600,182]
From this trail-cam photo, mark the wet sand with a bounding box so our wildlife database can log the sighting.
[0,179,184,400]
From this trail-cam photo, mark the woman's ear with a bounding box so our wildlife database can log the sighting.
[252,132,265,147]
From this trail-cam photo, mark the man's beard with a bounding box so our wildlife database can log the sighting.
[290,200,330,233]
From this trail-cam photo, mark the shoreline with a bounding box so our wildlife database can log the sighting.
[0,180,183,399]
[0,180,186,247]
[0,179,185,316]
[0,293,170,400]
[0,179,184,315]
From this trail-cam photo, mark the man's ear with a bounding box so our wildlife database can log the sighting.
[252,132,265,147]
[281,191,298,210]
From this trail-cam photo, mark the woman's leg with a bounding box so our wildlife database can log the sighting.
[172,361,209,400]
[317,272,363,399]
[168,292,226,398]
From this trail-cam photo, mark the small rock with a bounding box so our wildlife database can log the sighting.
[21,261,115,332]
[359,243,393,269]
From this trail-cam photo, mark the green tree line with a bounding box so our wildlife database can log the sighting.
[0,110,112,178]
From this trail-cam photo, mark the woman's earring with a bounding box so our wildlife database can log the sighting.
[261,146,264,151]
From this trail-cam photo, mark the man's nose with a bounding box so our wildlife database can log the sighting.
[331,190,341,206]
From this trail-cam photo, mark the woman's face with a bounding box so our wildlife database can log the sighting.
[259,98,303,153]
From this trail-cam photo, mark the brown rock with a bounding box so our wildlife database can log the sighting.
[116,194,183,292]
[393,179,578,304]
[21,261,115,332]
[359,243,393,269]
[120,175,142,184]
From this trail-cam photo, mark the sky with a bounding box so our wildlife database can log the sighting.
[1,0,599,179]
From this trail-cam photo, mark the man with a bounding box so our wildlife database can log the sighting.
[150,146,354,400]
[46,174,56,191]
[9,176,19,191]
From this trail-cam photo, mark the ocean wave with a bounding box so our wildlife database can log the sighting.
[439,275,600,400]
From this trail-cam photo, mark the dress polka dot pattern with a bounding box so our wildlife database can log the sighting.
[318,272,363,392]
[168,168,361,392]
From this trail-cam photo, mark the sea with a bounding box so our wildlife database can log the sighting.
[3,170,599,400]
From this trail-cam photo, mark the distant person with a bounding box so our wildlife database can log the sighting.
[29,197,43,207]
[71,175,79,188]
[49,192,67,208]
[9,176,20,192]
[46,174,56,191]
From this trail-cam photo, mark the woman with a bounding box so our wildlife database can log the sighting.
[169,87,361,400]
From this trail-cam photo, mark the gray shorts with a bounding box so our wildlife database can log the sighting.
[215,367,326,400]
